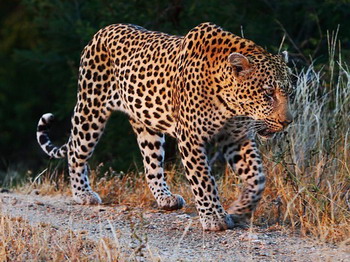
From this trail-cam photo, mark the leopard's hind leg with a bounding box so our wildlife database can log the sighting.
[67,32,116,204]
[66,101,112,204]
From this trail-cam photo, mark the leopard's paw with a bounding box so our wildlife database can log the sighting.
[201,213,234,231]
[73,190,102,205]
[158,194,186,211]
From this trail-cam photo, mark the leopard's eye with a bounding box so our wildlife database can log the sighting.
[264,86,275,97]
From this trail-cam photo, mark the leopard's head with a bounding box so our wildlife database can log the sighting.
[223,50,293,138]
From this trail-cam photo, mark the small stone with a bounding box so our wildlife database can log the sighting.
[239,232,259,241]
[177,214,190,219]
[31,189,40,195]
[120,205,129,212]
[143,213,154,218]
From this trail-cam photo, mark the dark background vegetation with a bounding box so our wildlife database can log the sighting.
[0,0,349,181]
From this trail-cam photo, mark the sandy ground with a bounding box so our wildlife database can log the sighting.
[0,191,349,261]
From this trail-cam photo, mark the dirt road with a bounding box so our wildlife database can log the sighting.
[1,192,349,261]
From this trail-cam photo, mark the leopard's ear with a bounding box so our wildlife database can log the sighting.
[280,50,289,63]
[228,53,252,78]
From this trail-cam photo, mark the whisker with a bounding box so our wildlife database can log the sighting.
[254,126,269,132]
[224,117,267,134]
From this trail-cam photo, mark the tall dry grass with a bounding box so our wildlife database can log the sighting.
[253,31,350,243]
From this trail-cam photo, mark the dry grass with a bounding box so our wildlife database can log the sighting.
[0,200,158,261]
[252,31,350,243]
[0,215,126,261]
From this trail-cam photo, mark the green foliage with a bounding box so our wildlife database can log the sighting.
[0,0,349,179]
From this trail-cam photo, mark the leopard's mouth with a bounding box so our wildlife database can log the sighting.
[257,128,277,139]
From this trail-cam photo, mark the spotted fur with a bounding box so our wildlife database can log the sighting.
[37,23,293,231]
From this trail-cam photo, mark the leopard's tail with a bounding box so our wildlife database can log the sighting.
[36,113,68,159]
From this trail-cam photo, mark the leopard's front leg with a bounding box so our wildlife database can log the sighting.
[177,132,234,231]
[222,138,266,221]
[130,118,185,211]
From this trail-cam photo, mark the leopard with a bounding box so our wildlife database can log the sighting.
[36,22,293,231]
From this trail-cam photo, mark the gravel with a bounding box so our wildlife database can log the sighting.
[1,192,349,261]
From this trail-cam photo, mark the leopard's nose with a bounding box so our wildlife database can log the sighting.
[278,118,293,128]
